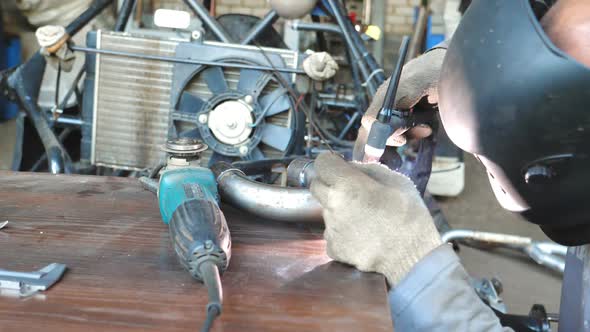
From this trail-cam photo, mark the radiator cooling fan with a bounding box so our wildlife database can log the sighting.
[170,45,301,166]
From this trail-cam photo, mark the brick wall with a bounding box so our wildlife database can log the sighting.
[384,0,446,34]
[215,0,271,17]
[213,0,449,71]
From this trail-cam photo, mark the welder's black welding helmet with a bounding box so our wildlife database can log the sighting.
[438,0,590,245]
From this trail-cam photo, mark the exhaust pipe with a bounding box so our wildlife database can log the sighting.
[211,162,322,223]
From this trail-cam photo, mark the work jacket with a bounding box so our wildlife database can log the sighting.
[389,244,590,331]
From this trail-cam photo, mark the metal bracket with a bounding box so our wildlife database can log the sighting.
[472,277,506,313]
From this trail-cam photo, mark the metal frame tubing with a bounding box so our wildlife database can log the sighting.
[324,0,378,95]
[8,0,115,174]
[240,10,280,45]
[327,0,385,87]
[291,21,366,109]
[291,21,343,36]
[182,0,233,43]
[408,5,429,60]
[70,46,306,74]
[66,0,114,36]
[114,0,136,32]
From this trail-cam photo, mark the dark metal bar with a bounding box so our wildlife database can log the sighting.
[383,36,410,114]
[408,6,429,60]
[240,10,280,45]
[321,99,358,109]
[57,67,86,112]
[182,0,233,43]
[54,116,84,126]
[325,0,376,95]
[66,0,114,36]
[291,21,343,36]
[2,0,111,174]
[29,128,74,172]
[337,111,361,139]
[114,0,136,32]
[328,0,385,88]
[7,53,72,174]
[11,114,24,171]
[70,45,306,74]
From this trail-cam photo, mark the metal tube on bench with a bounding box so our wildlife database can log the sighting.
[212,163,323,223]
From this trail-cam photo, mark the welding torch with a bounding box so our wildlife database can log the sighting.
[363,36,412,163]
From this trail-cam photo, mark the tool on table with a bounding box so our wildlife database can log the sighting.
[442,229,567,274]
[363,35,411,163]
[141,138,230,332]
[0,263,66,297]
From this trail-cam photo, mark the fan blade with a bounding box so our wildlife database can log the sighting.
[178,127,201,138]
[249,147,265,160]
[260,89,290,117]
[260,124,292,152]
[178,91,206,113]
[237,69,269,96]
[202,67,228,94]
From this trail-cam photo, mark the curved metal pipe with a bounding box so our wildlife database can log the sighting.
[442,229,567,274]
[7,53,72,174]
[286,158,316,188]
[212,163,323,223]
[441,229,532,246]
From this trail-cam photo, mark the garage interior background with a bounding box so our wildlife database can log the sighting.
[210,0,450,71]
[2,0,453,72]
[0,0,563,318]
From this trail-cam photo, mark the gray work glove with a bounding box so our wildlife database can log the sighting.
[310,153,442,287]
[353,48,446,160]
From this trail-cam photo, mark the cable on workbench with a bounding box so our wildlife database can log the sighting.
[200,306,220,332]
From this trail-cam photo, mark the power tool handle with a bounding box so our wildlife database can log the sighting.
[168,199,230,279]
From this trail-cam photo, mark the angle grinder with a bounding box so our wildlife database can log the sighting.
[142,138,231,332]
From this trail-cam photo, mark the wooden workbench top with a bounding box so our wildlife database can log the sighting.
[0,172,391,331]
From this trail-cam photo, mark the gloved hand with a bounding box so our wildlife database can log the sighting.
[310,153,442,286]
[303,51,339,81]
[353,48,446,160]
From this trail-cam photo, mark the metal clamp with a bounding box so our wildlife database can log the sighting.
[0,263,67,297]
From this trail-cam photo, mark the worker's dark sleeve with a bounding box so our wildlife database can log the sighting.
[388,245,514,332]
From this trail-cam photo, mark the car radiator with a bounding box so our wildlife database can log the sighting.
[83,30,298,171]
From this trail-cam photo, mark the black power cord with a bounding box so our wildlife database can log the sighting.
[200,306,220,332]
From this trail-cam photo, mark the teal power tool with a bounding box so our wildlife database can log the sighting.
[141,138,231,332]
[363,35,412,163]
